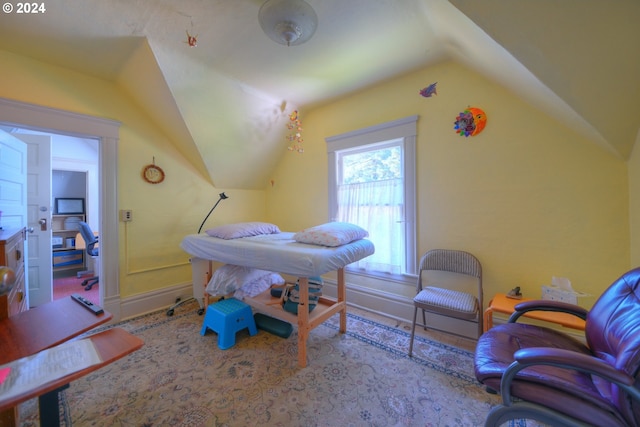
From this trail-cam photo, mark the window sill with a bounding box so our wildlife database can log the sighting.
[346,267,416,287]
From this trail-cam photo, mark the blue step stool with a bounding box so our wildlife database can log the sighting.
[200,298,257,350]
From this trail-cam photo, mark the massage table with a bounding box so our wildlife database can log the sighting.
[181,232,375,367]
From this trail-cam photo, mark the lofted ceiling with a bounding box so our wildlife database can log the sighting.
[0,0,638,189]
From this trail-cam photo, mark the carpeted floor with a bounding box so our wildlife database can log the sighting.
[53,274,99,305]
[19,301,506,426]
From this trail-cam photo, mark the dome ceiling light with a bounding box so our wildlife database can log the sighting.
[258,0,318,47]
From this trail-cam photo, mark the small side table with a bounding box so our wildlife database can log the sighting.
[483,293,586,333]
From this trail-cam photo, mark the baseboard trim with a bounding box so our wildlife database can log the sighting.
[118,282,196,321]
[322,278,480,339]
[322,278,414,324]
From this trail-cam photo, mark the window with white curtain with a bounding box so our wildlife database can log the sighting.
[326,115,417,278]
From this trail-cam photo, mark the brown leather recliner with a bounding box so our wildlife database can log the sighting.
[474,267,640,427]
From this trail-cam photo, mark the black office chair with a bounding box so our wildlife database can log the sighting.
[78,221,99,291]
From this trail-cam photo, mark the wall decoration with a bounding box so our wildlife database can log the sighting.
[419,82,438,98]
[454,107,487,137]
[286,110,304,153]
[142,157,165,184]
[185,30,198,47]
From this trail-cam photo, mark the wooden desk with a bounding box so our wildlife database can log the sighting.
[483,293,586,333]
[0,297,142,427]
[0,328,143,412]
[0,297,113,364]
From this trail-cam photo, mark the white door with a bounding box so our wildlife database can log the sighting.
[0,129,28,306]
[0,129,27,228]
[15,134,53,306]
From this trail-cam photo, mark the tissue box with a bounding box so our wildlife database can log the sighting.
[541,285,578,305]
[541,276,587,305]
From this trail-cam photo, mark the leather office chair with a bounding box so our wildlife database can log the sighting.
[474,267,640,427]
[409,249,483,356]
[78,221,99,291]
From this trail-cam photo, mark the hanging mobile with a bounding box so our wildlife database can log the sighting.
[142,157,165,184]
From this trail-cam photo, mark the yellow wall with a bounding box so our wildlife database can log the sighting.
[629,134,640,266]
[267,60,629,308]
[0,50,267,298]
[1,48,631,308]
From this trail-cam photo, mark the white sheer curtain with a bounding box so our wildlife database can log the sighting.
[337,178,404,274]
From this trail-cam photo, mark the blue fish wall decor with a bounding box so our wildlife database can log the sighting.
[419,82,438,98]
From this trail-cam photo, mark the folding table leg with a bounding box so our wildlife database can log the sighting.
[39,384,69,427]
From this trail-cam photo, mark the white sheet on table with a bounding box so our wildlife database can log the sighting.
[180,232,375,277]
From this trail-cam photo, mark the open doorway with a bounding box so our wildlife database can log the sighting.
[3,127,100,305]
[52,169,100,304]
[0,97,120,320]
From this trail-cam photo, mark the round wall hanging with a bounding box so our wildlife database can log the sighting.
[142,161,165,184]
[454,107,487,137]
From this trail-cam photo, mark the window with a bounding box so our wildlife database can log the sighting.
[326,115,417,277]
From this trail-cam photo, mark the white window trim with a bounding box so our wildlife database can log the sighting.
[326,115,418,276]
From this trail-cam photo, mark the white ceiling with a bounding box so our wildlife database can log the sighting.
[0,0,638,189]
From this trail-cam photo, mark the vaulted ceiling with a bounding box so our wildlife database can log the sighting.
[0,0,638,189]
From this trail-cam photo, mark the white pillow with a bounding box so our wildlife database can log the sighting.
[206,264,280,296]
[205,222,280,239]
[293,222,369,247]
[234,273,284,299]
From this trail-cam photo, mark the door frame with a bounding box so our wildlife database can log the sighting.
[0,97,122,319]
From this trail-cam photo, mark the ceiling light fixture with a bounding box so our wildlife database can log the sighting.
[258,0,318,47]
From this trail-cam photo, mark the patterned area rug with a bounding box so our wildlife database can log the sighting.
[19,301,503,426]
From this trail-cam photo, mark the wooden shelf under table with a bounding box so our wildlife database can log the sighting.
[241,268,347,368]
[196,258,349,369]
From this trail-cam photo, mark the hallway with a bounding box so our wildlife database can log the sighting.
[53,270,99,305]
